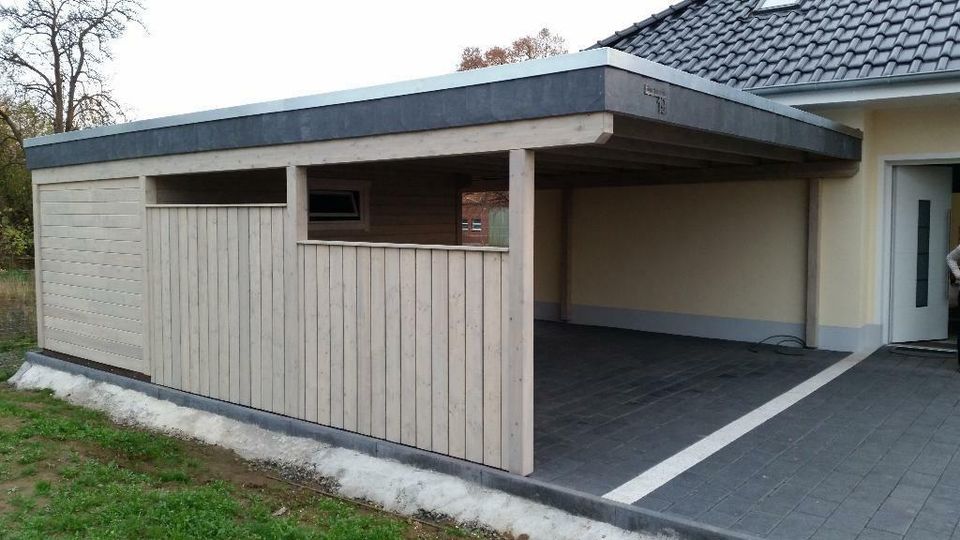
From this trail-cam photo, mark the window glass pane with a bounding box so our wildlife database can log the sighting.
[472,218,482,231]
[916,199,931,308]
[461,219,469,231]
[309,190,360,221]
[756,0,799,10]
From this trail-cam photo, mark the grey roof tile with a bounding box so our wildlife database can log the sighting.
[595,0,960,90]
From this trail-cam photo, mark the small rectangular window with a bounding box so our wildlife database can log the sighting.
[307,179,369,231]
[461,219,469,231]
[916,200,931,308]
[472,218,482,231]
[309,190,360,221]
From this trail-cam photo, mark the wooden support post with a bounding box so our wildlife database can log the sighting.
[31,182,43,349]
[806,179,821,348]
[285,166,309,416]
[506,149,534,475]
[559,188,573,323]
[140,176,157,379]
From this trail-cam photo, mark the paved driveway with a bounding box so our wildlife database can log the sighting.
[531,321,843,495]
[637,347,960,540]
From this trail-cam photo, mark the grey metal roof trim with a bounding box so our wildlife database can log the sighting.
[24,47,858,154]
[25,49,612,149]
[747,67,960,95]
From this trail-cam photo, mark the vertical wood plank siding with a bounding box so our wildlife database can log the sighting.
[146,206,287,414]
[298,242,510,469]
[37,178,146,373]
[144,212,511,470]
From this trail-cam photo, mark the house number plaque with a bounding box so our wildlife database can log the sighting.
[644,84,667,115]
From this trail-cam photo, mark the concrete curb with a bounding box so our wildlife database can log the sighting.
[22,351,759,540]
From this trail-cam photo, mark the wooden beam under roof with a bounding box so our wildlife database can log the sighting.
[536,159,859,189]
[542,146,708,169]
[597,136,760,166]
[613,116,807,163]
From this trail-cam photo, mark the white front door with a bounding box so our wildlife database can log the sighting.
[891,166,953,343]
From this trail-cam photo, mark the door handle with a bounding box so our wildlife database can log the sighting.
[948,208,953,301]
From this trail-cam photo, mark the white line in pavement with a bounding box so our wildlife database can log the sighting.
[603,349,874,504]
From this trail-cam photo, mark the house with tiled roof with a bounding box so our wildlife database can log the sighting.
[597,0,960,92]
[18,3,958,532]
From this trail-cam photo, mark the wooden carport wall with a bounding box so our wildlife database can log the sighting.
[32,113,618,475]
[32,110,853,473]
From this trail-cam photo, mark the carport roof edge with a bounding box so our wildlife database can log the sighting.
[23,48,862,170]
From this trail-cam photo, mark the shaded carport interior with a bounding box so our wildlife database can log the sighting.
[25,48,863,495]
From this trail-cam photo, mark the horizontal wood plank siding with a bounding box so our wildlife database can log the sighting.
[37,178,147,373]
[298,241,509,469]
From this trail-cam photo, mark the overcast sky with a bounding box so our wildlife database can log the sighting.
[108,0,674,120]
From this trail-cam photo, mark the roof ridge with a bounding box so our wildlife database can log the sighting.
[588,0,708,50]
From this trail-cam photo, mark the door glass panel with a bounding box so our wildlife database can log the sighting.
[917,199,931,308]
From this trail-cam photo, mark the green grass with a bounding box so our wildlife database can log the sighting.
[0,340,490,540]
[0,335,34,383]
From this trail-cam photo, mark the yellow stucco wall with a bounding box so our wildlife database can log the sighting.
[812,103,960,331]
[531,102,960,342]
[534,180,809,324]
[534,189,563,304]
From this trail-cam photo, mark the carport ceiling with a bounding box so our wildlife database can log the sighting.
[310,111,860,189]
[24,48,862,184]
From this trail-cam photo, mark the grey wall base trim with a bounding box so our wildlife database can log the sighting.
[23,351,755,540]
[816,324,883,352]
[548,304,879,352]
[534,301,561,321]
[568,304,810,348]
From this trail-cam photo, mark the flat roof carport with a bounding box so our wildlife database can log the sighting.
[24,48,864,538]
[25,48,861,179]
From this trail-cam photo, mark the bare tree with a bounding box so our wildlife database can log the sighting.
[0,0,144,149]
[458,28,567,71]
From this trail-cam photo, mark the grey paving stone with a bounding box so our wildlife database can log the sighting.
[798,495,843,518]
[889,484,933,506]
[697,509,741,530]
[811,528,860,540]
[823,499,883,533]
[899,471,941,490]
[734,510,784,536]
[711,494,756,519]
[857,528,905,540]
[635,495,672,512]
[933,482,960,502]
[905,527,950,540]
[909,496,960,537]
[737,476,786,502]
[756,482,811,516]
[767,511,827,540]
[668,484,731,517]
[811,471,864,503]
[867,496,925,535]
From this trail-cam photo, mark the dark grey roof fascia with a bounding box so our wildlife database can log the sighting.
[748,68,960,96]
[23,49,862,170]
[603,50,860,138]
[24,49,612,149]
[25,48,857,151]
